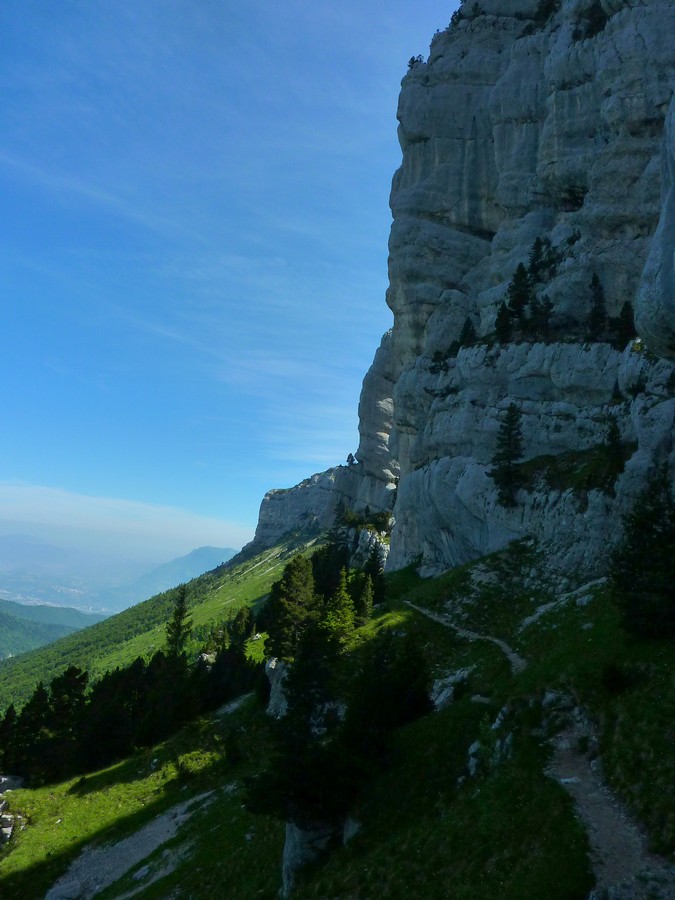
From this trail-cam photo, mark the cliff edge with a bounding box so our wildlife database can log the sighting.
[245,0,675,579]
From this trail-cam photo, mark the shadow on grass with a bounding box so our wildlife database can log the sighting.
[0,778,210,900]
[0,704,274,900]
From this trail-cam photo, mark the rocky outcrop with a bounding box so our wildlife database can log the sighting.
[0,775,24,845]
[281,821,338,898]
[244,464,394,555]
[265,658,289,719]
[636,95,675,358]
[249,0,675,580]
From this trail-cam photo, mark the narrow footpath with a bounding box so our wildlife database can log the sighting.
[404,600,528,674]
[548,720,675,900]
[405,599,675,899]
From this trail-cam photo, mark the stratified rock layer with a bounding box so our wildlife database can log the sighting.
[247,0,675,580]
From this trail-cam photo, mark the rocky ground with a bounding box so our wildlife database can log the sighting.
[549,715,675,900]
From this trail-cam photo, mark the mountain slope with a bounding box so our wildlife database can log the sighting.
[1,544,672,899]
[0,536,308,711]
[99,546,238,612]
[0,611,76,661]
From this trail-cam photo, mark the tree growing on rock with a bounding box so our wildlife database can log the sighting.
[525,294,554,341]
[587,273,606,341]
[610,301,637,349]
[490,403,525,507]
[459,316,478,347]
[495,301,512,343]
[603,415,624,478]
[506,263,532,321]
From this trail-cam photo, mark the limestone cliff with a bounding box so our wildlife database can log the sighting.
[246,0,675,580]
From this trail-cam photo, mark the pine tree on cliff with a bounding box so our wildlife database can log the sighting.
[495,302,512,343]
[459,316,478,347]
[588,273,606,341]
[528,237,545,281]
[604,415,623,478]
[490,403,525,507]
[617,300,637,346]
[506,263,532,321]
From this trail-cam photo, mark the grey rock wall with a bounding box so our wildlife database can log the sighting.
[247,0,675,581]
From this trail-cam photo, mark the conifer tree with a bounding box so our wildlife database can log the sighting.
[47,666,89,777]
[604,415,623,477]
[528,237,544,281]
[532,294,553,341]
[353,573,374,626]
[490,403,525,507]
[609,469,675,638]
[588,273,606,340]
[320,569,355,649]
[364,546,387,605]
[459,316,478,347]
[14,681,51,781]
[506,263,533,321]
[0,704,17,771]
[166,584,192,660]
[495,301,512,343]
[229,606,254,653]
[266,555,317,659]
[615,300,637,347]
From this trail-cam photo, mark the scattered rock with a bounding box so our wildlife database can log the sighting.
[281,820,339,898]
[265,658,289,719]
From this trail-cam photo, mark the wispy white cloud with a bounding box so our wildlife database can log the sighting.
[0,482,252,561]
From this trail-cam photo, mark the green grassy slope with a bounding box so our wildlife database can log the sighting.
[0,536,310,711]
[1,541,672,899]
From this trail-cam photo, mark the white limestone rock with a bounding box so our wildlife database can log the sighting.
[265,658,289,719]
[281,821,338,898]
[636,96,675,359]
[247,0,675,583]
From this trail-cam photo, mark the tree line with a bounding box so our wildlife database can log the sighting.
[246,536,431,836]
[0,586,261,784]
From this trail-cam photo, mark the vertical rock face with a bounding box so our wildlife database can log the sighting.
[247,0,675,580]
[636,96,675,357]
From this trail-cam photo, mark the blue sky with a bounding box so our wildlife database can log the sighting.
[0,1,454,564]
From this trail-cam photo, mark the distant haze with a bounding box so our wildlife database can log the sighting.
[0,482,252,570]
[0,534,236,612]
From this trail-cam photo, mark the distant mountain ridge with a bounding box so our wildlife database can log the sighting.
[0,598,107,629]
[0,599,107,661]
[0,536,237,613]
[98,546,237,611]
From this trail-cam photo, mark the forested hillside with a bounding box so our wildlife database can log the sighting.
[0,612,76,661]
[0,538,303,711]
